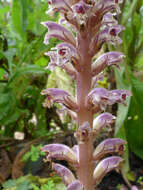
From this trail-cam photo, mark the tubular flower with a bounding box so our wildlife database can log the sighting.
[41,144,78,164]
[87,88,130,111]
[92,51,125,76]
[67,180,84,190]
[52,163,76,186]
[93,112,116,134]
[41,88,78,111]
[93,156,123,185]
[41,21,76,46]
[90,25,124,55]
[93,138,126,161]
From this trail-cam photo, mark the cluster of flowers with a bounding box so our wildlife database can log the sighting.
[40,0,137,190]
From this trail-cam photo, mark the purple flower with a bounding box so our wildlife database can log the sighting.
[41,88,78,111]
[93,156,123,185]
[93,138,126,160]
[92,51,125,76]
[67,180,84,190]
[109,89,131,105]
[41,21,76,46]
[41,143,78,164]
[90,25,124,55]
[52,163,75,186]
[87,88,131,111]
[93,112,116,133]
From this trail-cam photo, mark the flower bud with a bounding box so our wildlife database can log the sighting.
[75,122,91,143]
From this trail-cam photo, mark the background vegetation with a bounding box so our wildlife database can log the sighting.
[0,0,143,189]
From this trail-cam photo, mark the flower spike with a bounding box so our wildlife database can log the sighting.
[41,144,78,164]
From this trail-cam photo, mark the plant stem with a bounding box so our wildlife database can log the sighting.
[76,35,94,190]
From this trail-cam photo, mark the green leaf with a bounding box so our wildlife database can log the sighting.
[2,179,16,189]
[125,75,143,159]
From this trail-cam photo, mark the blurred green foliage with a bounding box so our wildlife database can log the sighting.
[0,0,58,138]
[114,0,143,162]
[2,175,66,190]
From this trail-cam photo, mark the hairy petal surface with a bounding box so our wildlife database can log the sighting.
[41,144,78,164]
[67,180,84,190]
[52,163,76,186]
[42,21,76,46]
[93,138,126,161]
[93,156,123,185]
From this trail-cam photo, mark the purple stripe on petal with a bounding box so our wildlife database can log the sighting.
[52,163,75,186]
[42,21,76,46]
[93,156,123,185]
[93,138,126,161]
[67,180,84,190]
[41,144,78,164]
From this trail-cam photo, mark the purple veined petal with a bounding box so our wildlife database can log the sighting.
[41,144,78,164]
[67,180,84,190]
[56,43,79,66]
[52,163,76,186]
[75,122,91,143]
[93,156,124,185]
[41,88,78,111]
[108,89,131,105]
[90,25,124,55]
[72,1,91,14]
[42,21,76,46]
[93,138,126,161]
[92,51,125,76]
[93,112,116,133]
[102,12,117,26]
[93,0,123,17]
[45,51,58,71]
[71,1,92,31]
[72,145,79,162]
[86,88,109,110]
[47,0,72,14]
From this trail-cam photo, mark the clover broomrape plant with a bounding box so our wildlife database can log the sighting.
[40,0,131,190]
